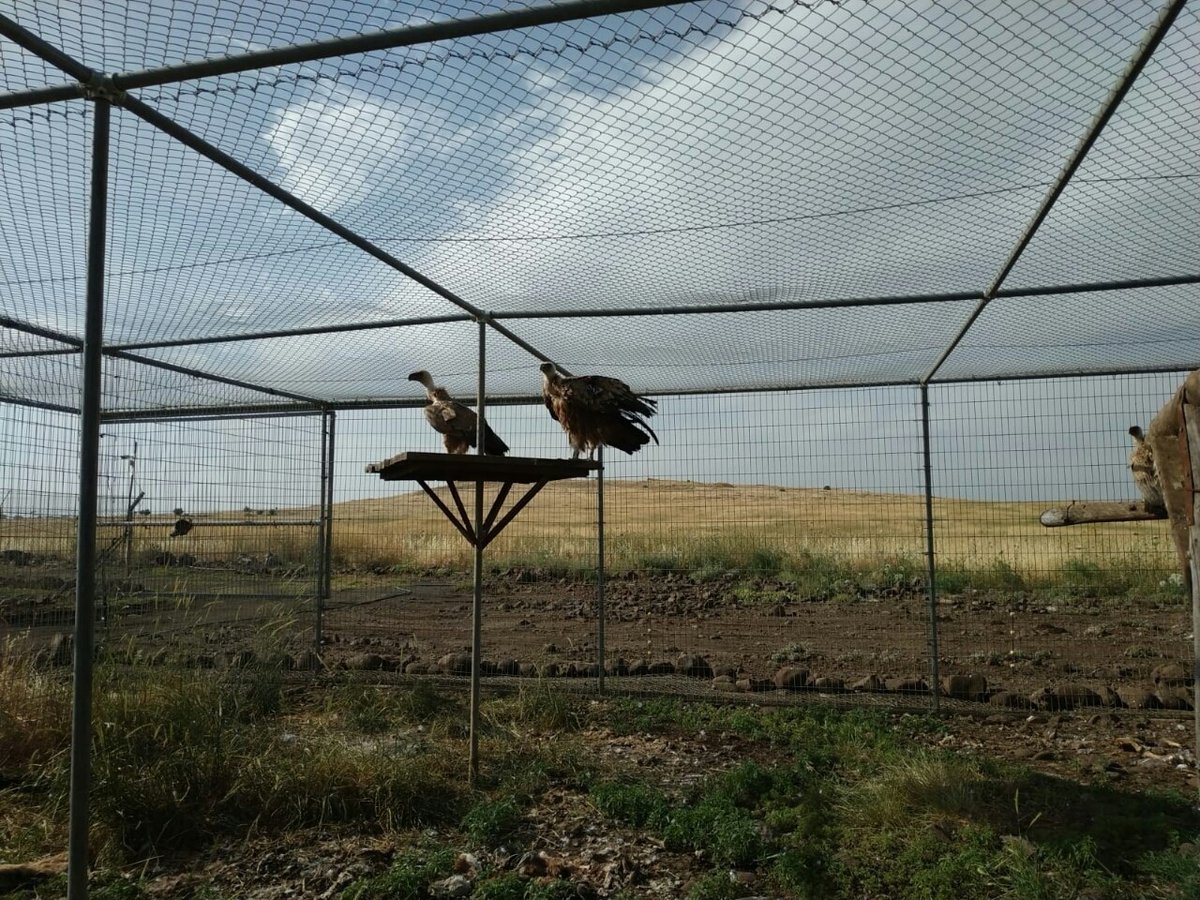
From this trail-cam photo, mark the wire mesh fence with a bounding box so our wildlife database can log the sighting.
[1,370,1191,709]
[0,408,326,666]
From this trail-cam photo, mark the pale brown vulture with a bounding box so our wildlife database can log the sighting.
[540,362,658,459]
[1128,425,1165,514]
[408,371,509,455]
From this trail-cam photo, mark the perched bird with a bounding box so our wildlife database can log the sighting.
[169,517,193,538]
[540,362,658,459]
[407,370,509,455]
[1128,425,1165,514]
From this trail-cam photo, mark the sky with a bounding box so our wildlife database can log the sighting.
[0,370,1187,520]
[1,0,1198,412]
[0,1,1198,522]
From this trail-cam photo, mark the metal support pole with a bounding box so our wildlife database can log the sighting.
[68,96,110,900]
[596,445,606,693]
[316,410,336,652]
[920,384,940,713]
[469,319,486,784]
[922,0,1189,386]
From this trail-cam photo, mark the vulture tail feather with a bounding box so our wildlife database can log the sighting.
[483,424,509,456]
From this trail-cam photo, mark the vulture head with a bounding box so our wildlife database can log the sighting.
[408,370,434,388]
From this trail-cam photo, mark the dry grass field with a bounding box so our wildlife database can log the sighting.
[329,479,1180,588]
[0,479,1181,586]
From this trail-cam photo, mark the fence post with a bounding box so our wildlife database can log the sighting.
[596,445,605,693]
[316,409,335,652]
[68,95,110,900]
[469,319,486,784]
[920,384,940,713]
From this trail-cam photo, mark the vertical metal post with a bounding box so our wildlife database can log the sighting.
[69,96,110,900]
[920,384,940,713]
[316,409,335,651]
[596,445,606,693]
[469,319,486,783]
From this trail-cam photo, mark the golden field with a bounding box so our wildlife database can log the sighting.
[0,479,1177,582]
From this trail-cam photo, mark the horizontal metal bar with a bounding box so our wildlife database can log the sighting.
[100,403,324,422]
[497,292,981,319]
[0,347,80,359]
[112,0,703,91]
[0,393,79,415]
[995,273,1200,299]
[0,314,82,347]
[494,273,1200,321]
[97,519,319,527]
[107,347,325,405]
[109,313,473,350]
[1,310,326,405]
[0,82,84,111]
[927,362,1200,387]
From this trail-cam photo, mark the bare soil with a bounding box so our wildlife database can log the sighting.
[4,562,1198,898]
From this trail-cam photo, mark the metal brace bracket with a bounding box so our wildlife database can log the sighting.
[81,75,126,104]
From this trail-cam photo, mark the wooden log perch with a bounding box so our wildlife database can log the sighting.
[1038,367,1197,599]
[1040,501,1168,527]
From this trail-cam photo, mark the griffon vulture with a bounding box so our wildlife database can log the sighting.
[1128,425,1165,514]
[408,370,509,456]
[540,362,658,459]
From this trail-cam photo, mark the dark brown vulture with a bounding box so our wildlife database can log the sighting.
[408,370,509,456]
[540,362,658,459]
[1128,425,1165,514]
[169,517,193,538]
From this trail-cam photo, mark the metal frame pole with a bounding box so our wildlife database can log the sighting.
[316,410,336,651]
[68,95,111,900]
[922,0,1189,385]
[920,384,940,713]
[469,319,486,783]
[596,445,606,693]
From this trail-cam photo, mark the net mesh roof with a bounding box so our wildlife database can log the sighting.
[1,0,1197,412]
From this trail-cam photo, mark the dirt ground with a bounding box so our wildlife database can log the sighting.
[4,561,1200,897]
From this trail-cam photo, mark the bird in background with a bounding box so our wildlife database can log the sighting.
[408,370,509,455]
[1127,425,1165,514]
[169,517,193,538]
[540,361,658,459]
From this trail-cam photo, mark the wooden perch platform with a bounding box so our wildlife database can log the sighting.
[366,451,598,484]
[366,452,598,549]
[1040,501,1168,527]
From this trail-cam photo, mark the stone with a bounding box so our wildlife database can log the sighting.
[677,654,714,679]
[851,674,886,693]
[773,666,809,691]
[438,652,472,676]
[1152,663,1190,687]
[885,676,928,694]
[1156,685,1194,710]
[345,653,385,671]
[988,691,1032,709]
[1115,686,1159,709]
[811,676,846,692]
[941,673,988,702]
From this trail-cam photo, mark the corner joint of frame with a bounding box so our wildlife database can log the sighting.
[82,74,127,105]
